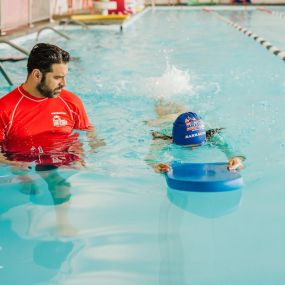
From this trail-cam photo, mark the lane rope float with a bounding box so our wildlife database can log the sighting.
[203,7,285,61]
[257,7,285,19]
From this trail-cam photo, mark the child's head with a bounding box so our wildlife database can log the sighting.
[172,112,206,146]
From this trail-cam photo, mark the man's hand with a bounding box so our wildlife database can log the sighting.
[227,156,244,171]
[86,126,106,151]
[88,138,106,150]
[0,153,31,170]
[154,163,171,173]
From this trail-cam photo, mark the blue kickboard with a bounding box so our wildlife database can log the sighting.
[165,162,243,192]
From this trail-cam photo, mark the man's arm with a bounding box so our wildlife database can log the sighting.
[0,150,30,168]
[71,97,105,152]
[0,152,11,165]
[86,126,106,152]
[66,126,105,167]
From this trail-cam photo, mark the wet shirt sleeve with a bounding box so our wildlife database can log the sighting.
[72,97,92,130]
[145,141,172,165]
[209,132,246,160]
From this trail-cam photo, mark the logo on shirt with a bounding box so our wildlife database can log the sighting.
[53,115,67,127]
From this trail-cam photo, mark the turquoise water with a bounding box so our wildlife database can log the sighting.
[1,7,285,285]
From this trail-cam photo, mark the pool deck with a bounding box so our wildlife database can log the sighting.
[0,11,139,43]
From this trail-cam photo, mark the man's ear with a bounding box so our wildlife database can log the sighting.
[31,69,42,81]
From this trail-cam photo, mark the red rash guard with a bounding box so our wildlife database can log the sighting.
[0,85,92,166]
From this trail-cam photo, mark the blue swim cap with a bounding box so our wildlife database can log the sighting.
[172,112,206,146]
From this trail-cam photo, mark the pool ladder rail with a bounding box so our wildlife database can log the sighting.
[36,26,70,42]
[0,39,29,56]
[0,39,29,86]
[0,63,13,86]
[59,19,90,29]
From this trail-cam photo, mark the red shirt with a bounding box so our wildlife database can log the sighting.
[0,85,92,166]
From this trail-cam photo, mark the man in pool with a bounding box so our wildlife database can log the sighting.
[146,108,245,173]
[0,43,103,170]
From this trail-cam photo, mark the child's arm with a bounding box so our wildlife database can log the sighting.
[207,130,246,171]
[145,138,172,173]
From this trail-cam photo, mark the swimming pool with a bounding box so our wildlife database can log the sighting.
[1,6,285,285]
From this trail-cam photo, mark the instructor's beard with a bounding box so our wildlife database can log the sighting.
[36,74,62,98]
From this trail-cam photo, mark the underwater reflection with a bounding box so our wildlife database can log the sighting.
[0,166,80,284]
[167,187,242,219]
[158,187,242,285]
[0,165,78,236]
[0,219,74,285]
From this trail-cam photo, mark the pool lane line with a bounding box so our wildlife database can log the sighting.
[257,7,285,19]
[203,7,285,61]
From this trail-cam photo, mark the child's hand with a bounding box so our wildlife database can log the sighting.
[155,163,171,173]
[227,156,244,171]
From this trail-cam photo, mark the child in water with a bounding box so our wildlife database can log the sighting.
[146,101,245,173]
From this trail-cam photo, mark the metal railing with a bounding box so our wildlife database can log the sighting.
[61,19,89,29]
[0,39,29,86]
[36,26,70,42]
[0,63,13,86]
[0,39,29,56]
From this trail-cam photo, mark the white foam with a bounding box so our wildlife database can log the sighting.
[146,64,193,99]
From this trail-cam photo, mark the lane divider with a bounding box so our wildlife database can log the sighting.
[257,7,285,18]
[203,7,285,61]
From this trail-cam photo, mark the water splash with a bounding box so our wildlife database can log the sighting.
[145,65,194,99]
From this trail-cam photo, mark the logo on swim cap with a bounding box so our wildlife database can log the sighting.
[172,112,206,146]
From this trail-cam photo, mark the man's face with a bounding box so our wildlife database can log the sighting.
[36,63,68,98]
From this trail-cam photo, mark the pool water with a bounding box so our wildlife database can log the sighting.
[1,7,285,285]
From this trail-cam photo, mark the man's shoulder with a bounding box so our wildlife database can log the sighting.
[59,89,79,100]
[59,89,84,107]
[0,87,22,107]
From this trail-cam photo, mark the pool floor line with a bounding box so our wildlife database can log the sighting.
[203,7,285,62]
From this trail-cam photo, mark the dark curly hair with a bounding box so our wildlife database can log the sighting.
[27,43,70,75]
